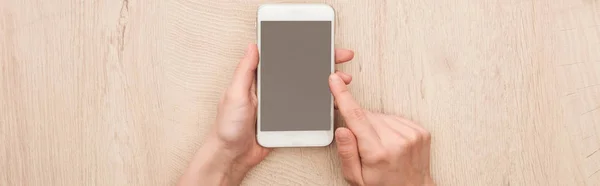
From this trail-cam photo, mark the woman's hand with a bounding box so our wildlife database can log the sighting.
[178,44,355,186]
[329,74,435,186]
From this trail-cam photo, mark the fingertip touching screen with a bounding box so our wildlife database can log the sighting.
[260,21,332,131]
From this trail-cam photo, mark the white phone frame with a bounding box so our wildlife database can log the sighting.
[256,4,335,147]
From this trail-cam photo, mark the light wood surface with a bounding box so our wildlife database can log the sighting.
[1,0,599,185]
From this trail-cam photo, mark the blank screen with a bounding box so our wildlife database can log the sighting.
[260,21,332,131]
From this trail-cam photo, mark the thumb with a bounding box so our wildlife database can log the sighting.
[335,127,363,185]
[230,44,259,94]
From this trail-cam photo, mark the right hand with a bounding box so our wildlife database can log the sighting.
[329,74,435,186]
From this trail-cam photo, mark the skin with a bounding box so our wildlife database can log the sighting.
[177,44,434,186]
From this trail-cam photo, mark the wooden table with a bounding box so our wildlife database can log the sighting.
[1,0,599,185]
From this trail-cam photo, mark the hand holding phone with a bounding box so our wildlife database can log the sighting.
[177,44,355,186]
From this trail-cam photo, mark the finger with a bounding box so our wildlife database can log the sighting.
[333,71,352,111]
[384,116,429,154]
[230,44,259,93]
[394,116,430,139]
[329,73,366,124]
[369,113,394,135]
[391,116,432,172]
[380,115,404,135]
[387,118,420,142]
[334,70,352,85]
[335,127,364,185]
[335,49,354,64]
[329,74,380,145]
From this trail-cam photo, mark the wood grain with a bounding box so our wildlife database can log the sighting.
[1,0,599,185]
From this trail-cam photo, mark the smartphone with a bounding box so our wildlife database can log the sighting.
[256,4,335,147]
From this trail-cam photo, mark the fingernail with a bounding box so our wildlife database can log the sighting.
[335,128,348,138]
[336,131,347,139]
[330,74,342,83]
[336,130,350,142]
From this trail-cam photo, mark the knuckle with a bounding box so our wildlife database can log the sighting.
[404,129,423,145]
[421,130,432,141]
[388,141,405,154]
[391,136,406,146]
[398,139,412,149]
[408,121,431,142]
[364,150,390,165]
[408,134,422,145]
[342,108,367,121]
[391,139,412,152]
[391,145,408,156]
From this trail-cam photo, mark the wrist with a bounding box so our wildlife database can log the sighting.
[182,140,248,186]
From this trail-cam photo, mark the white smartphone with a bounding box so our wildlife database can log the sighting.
[256,4,335,147]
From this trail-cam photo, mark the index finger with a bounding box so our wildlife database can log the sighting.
[329,74,379,141]
[335,49,354,64]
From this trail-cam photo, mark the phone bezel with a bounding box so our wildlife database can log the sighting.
[256,4,335,147]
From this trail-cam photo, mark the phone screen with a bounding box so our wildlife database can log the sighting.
[260,21,332,131]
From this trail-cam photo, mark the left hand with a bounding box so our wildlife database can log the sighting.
[178,44,355,186]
